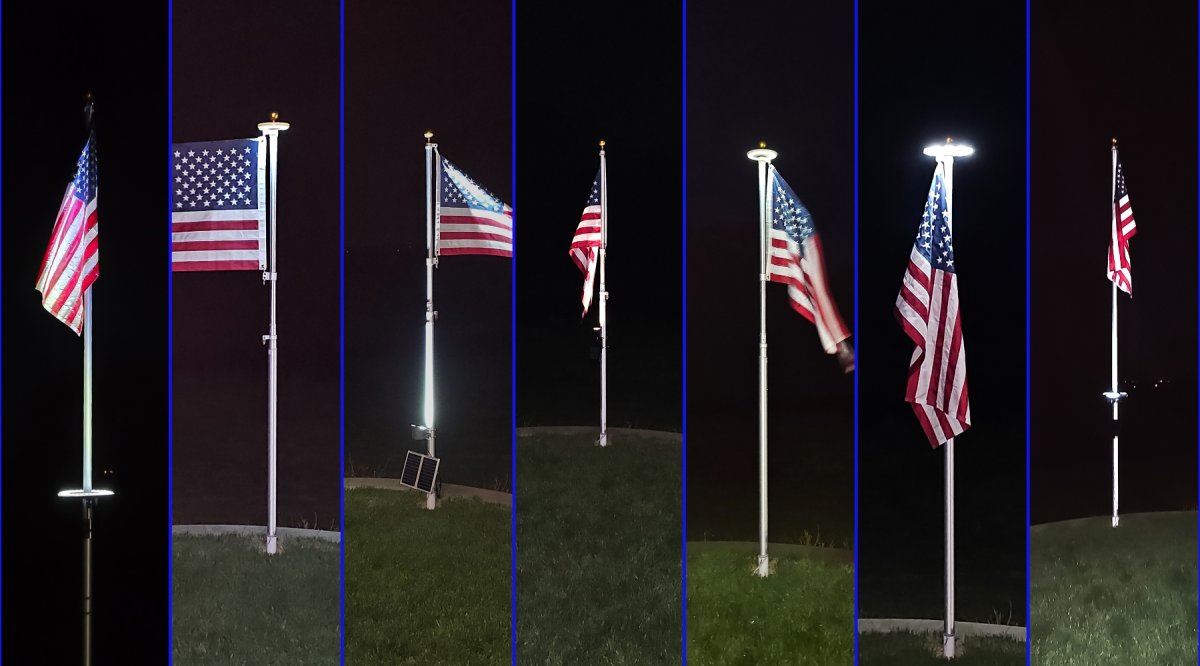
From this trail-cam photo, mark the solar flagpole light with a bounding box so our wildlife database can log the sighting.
[56,94,113,666]
[423,131,439,510]
[923,137,973,659]
[747,141,777,578]
[258,113,289,554]
[1103,137,1127,528]
[598,140,610,447]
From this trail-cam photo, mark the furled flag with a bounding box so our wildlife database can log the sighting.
[1107,158,1137,295]
[437,156,513,257]
[767,167,851,355]
[37,135,99,334]
[895,162,970,447]
[569,173,602,315]
[170,138,267,271]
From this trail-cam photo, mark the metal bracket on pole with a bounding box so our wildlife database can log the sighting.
[262,271,277,283]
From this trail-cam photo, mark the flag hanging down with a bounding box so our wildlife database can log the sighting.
[894,163,970,447]
[569,173,602,315]
[437,155,513,257]
[1107,158,1137,295]
[37,136,99,334]
[767,167,850,353]
[170,138,267,271]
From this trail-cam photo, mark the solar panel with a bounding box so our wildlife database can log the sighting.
[400,450,440,494]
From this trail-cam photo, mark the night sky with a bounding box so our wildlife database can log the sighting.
[2,2,169,662]
[1030,0,1197,525]
[514,3,683,436]
[857,0,1027,624]
[687,0,855,547]
[344,0,510,489]
[172,0,341,528]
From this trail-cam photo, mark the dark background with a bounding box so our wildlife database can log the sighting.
[515,4,682,435]
[858,0,1027,624]
[173,0,340,528]
[686,1,855,548]
[2,2,169,662]
[1031,0,1197,526]
[345,1,510,489]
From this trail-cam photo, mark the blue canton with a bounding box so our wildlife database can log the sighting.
[74,136,98,202]
[441,157,507,213]
[171,139,259,212]
[915,167,955,273]
[770,168,815,251]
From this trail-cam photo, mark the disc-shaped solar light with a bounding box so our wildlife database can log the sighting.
[924,137,975,158]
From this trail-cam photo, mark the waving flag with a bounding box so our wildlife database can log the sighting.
[767,167,850,353]
[1107,158,1136,295]
[437,156,512,257]
[37,136,99,334]
[569,173,602,315]
[895,163,970,447]
[170,138,267,271]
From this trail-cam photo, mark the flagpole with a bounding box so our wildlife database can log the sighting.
[922,136,973,659]
[258,113,288,554]
[424,131,439,509]
[598,140,609,447]
[1107,138,1122,528]
[747,142,776,578]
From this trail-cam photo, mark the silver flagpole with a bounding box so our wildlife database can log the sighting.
[1107,138,1122,528]
[258,113,289,554]
[747,142,776,578]
[598,140,609,447]
[424,131,439,510]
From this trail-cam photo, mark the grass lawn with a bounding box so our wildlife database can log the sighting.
[345,488,509,665]
[687,545,853,665]
[859,632,1024,664]
[173,534,339,665]
[517,432,681,664]
[1031,511,1197,665]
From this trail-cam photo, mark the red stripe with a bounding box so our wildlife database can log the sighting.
[171,219,261,232]
[440,231,513,244]
[439,247,512,258]
[172,240,259,251]
[440,213,512,231]
[173,260,262,272]
[924,271,953,408]
[579,212,601,222]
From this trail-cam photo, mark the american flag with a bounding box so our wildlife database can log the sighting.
[437,155,512,257]
[895,163,970,447]
[569,173,602,315]
[37,136,99,334]
[767,167,850,353]
[1108,157,1136,295]
[170,138,266,271]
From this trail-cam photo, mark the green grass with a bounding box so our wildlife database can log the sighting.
[687,546,853,665]
[1031,511,1197,665]
[859,632,1024,664]
[517,433,681,664]
[173,534,339,665]
[345,488,509,665]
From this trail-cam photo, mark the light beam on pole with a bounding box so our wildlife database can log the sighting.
[747,142,777,578]
[923,137,973,659]
[598,140,609,447]
[424,132,438,510]
[259,113,289,554]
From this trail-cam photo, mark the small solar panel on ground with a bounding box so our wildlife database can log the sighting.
[400,450,440,493]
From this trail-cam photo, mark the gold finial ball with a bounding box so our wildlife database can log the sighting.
[946,136,953,144]
[1112,137,1118,145]
[759,141,766,148]
[424,130,434,139]
[84,92,93,103]
[599,140,606,147]
[270,112,279,122]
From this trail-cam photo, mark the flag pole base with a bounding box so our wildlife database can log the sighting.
[943,632,956,659]
[425,492,437,510]
[596,432,609,447]
[266,533,278,555]
[1112,515,1119,528]
[755,555,769,578]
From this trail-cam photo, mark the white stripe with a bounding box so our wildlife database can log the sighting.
[916,270,945,403]
[172,249,262,263]
[440,205,512,228]
[439,222,513,239]
[172,209,266,223]
[937,277,960,409]
[438,238,512,251]
[172,229,265,243]
[922,404,947,443]
[799,238,842,351]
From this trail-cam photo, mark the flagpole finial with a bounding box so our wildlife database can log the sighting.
[83,92,95,131]
[599,139,605,148]
[425,130,434,143]
[946,136,953,144]
[759,141,767,148]
[270,112,279,122]
[1112,137,1118,147]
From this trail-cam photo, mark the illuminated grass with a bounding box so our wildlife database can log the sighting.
[1031,512,1197,665]
[345,488,509,665]
[172,534,339,665]
[859,632,1024,664]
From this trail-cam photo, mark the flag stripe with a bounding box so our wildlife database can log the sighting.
[37,138,99,335]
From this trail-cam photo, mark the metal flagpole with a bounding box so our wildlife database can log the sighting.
[747,142,776,578]
[598,140,609,447]
[56,95,112,666]
[1106,138,1124,528]
[258,113,289,554]
[424,131,439,510]
[923,137,972,659]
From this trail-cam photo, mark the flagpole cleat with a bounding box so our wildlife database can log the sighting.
[1102,390,1128,403]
